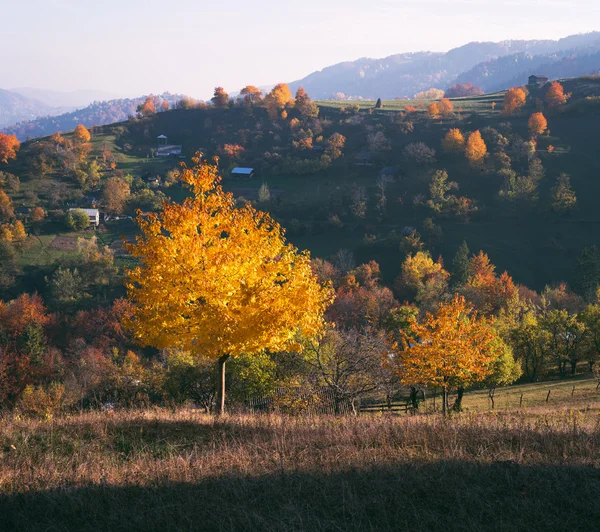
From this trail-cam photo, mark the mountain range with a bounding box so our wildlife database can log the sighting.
[287,32,600,99]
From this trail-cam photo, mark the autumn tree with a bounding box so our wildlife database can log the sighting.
[325,133,346,160]
[397,251,450,311]
[552,173,577,213]
[239,85,263,108]
[0,134,20,164]
[442,128,465,153]
[545,81,571,108]
[502,88,527,115]
[103,176,131,215]
[393,295,502,414]
[211,87,230,108]
[0,190,15,222]
[124,155,333,414]
[445,83,484,98]
[465,130,487,166]
[295,87,319,118]
[137,96,157,117]
[528,112,548,137]
[437,98,454,117]
[72,124,91,144]
[264,83,293,117]
[427,103,439,118]
[413,88,445,100]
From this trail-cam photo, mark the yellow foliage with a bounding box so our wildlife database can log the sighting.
[393,295,502,401]
[465,130,487,166]
[442,128,465,153]
[125,154,334,360]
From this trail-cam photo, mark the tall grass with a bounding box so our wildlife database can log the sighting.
[1,408,599,531]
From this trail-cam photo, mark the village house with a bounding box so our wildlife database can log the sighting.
[69,208,100,228]
[528,75,549,88]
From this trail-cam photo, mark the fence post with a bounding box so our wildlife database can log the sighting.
[546,390,551,403]
[519,393,523,408]
[571,385,575,397]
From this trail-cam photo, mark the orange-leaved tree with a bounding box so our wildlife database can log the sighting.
[124,154,333,414]
[393,294,502,414]
[72,124,91,144]
[0,134,20,164]
[465,130,487,166]
[442,128,465,153]
[545,81,571,108]
[437,98,454,117]
[528,112,548,137]
[211,87,230,108]
[426,103,439,118]
[502,87,527,115]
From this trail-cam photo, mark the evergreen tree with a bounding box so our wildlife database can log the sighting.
[574,245,600,299]
[452,240,471,287]
[375,98,382,109]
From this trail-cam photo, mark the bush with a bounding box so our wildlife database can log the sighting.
[65,209,89,231]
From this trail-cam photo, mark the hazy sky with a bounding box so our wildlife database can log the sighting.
[2,0,599,99]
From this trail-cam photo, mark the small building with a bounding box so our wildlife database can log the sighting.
[528,75,548,88]
[69,208,99,227]
[16,206,31,218]
[231,167,255,179]
[156,134,182,157]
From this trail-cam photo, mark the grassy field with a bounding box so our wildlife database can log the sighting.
[1,404,599,531]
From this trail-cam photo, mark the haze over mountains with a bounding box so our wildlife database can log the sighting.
[288,32,600,99]
[1,31,599,139]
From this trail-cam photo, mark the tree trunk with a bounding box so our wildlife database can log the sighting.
[488,388,496,409]
[216,354,230,416]
[571,359,577,376]
[410,386,420,410]
[452,387,464,412]
[442,387,448,416]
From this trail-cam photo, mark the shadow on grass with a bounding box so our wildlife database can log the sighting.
[1,461,599,532]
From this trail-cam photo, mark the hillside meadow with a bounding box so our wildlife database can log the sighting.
[1,403,600,532]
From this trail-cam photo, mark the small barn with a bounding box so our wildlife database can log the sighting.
[69,208,100,228]
[528,75,548,88]
[231,167,255,179]
[156,135,182,157]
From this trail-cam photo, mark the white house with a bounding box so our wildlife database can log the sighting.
[69,208,100,227]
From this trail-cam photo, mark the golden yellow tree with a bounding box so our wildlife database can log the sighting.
[465,130,487,166]
[442,128,465,153]
[72,124,91,144]
[125,155,333,414]
[393,295,502,414]
[502,87,527,115]
[528,112,548,137]
[264,83,293,118]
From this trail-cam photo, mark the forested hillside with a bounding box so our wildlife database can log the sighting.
[288,32,600,99]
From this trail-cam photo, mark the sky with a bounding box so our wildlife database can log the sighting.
[1,0,599,100]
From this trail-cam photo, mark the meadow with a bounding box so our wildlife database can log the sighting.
[1,401,599,532]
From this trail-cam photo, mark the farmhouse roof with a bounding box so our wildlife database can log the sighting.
[70,208,99,216]
[231,167,254,175]
[157,134,168,139]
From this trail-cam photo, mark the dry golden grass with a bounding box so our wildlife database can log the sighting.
[1,406,600,531]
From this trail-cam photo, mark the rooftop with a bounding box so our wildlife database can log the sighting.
[231,167,254,175]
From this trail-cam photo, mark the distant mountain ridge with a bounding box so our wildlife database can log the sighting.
[0,89,60,128]
[287,32,600,99]
[10,88,120,110]
[1,93,189,140]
